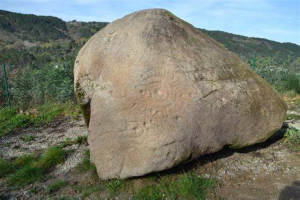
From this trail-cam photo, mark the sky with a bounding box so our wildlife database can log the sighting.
[0,0,299,44]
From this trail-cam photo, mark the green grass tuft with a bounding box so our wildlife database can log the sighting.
[75,135,88,145]
[3,147,66,186]
[14,154,36,167]
[46,180,68,193]
[0,158,16,178]
[76,150,97,175]
[105,179,124,195]
[133,173,216,200]
[287,114,300,120]
[22,135,35,142]
[284,128,300,151]
[7,165,44,186]
[34,147,66,171]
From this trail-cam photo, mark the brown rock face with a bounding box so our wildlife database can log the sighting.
[74,9,287,180]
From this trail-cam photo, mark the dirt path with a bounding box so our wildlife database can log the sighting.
[0,112,299,199]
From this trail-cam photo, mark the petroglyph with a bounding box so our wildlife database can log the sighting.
[122,69,197,120]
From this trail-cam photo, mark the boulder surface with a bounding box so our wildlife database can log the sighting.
[74,9,287,180]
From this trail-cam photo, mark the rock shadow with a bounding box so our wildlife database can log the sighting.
[151,123,288,177]
[279,181,300,200]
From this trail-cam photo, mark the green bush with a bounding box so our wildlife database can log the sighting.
[11,60,75,108]
[284,75,300,93]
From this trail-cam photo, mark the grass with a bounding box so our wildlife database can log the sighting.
[0,103,80,137]
[75,135,88,145]
[73,184,105,198]
[7,165,44,186]
[34,147,66,171]
[105,179,124,195]
[1,147,67,186]
[46,180,68,193]
[22,135,35,142]
[133,173,216,200]
[76,150,97,175]
[287,114,300,120]
[0,158,15,178]
[59,135,88,148]
[284,128,300,151]
[14,154,36,167]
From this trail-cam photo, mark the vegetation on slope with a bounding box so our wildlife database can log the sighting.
[0,10,299,108]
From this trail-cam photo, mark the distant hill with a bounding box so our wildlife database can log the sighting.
[0,9,299,73]
[201,29,300,64]
[0,10,108,47]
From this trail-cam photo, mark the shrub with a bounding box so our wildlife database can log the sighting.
[284,75,300,93]
[11,61,75,108]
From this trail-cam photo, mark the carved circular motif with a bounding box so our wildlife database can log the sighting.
[128,69,195,120]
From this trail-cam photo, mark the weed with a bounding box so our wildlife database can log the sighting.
[60,138,73,147]
[46,180,68,193]
[284,128,300,151]
[74,184,104,198]
[176,173,216,199]
[287,114,300,120]
[76,150,97,175]
[105,179,124,195]
[75,135,87,145]
[30,187,40,194]
[22,135,35,142]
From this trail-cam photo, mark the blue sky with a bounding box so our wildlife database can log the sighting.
[0,0,299,44]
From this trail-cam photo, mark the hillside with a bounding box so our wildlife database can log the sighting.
[201,29,300,64]
[0,10,299,68]
[0,9,299,108]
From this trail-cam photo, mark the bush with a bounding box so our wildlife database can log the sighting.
[284,75,300,93]
[11,60,75,108]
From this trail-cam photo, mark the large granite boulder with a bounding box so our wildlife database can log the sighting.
[74,9,287,180]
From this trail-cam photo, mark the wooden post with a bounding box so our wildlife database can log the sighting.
[2,64,11,107]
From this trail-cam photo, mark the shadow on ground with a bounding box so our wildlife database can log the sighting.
[279,181,300,200]
[143,123,288,178]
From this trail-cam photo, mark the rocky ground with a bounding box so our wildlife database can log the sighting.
[0,107,299,199]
